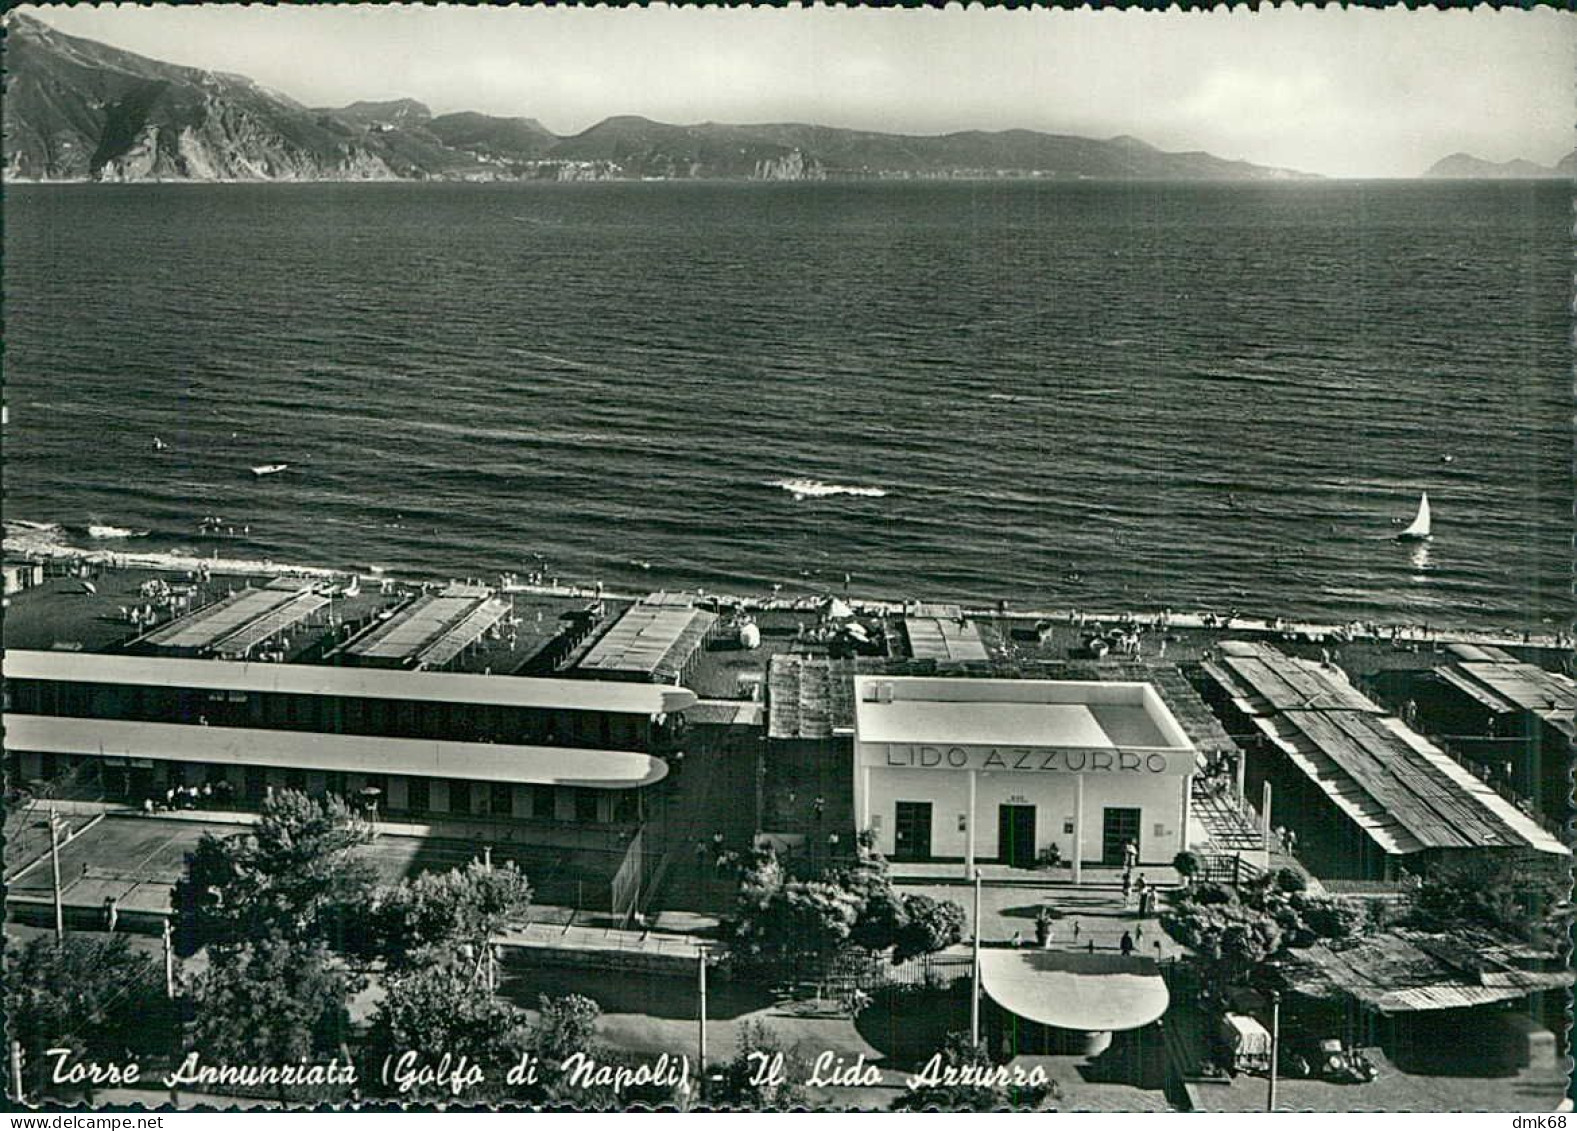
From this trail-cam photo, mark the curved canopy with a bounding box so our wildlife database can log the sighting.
[6,714,669,789]
[980,950,1169,1033]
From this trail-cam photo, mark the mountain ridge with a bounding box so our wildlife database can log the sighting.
[3,12,1318,184]
[1422,150,1575,180]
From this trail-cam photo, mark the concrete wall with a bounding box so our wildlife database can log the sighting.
[863,766,1186,865]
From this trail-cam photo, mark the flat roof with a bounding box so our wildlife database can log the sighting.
[348,583,501,664]
[4,649,697,716]
[905,617,989,662]
[1092,660,1240,760]
[1201,644,1566,857]
[143,581,318,652]
[980,950,1169,1032]
[853,676,1193,751]
[5,714,668,789]
[578,602,718,682]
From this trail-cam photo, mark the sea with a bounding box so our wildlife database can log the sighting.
[3,179,1570,631]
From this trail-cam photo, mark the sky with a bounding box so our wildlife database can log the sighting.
[19,4,1576,178]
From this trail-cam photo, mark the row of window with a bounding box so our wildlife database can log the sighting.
[7,678,655,751]
[20,752,641,824]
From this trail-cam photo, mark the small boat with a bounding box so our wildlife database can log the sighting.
[152,436,170,452]
[250,463,289,477]
[1397,492,1432,542]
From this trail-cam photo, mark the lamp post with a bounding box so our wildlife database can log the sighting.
[48,808,63,943]
[163,919,177,999]
[970,869,983,1046]
[697,946,709,1104]
[1267,990,1281,1113]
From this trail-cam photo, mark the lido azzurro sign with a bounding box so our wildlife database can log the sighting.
[874,744,1183,775]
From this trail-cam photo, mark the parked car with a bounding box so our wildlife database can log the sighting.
[1281,1037,1377,1083]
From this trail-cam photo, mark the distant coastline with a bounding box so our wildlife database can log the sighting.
[7,13,1317,185]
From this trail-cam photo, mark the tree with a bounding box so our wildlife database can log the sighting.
[365,960,534,1101]
[712,1020,808,1110]
[172,789,377,953]
[371,861,533,967]
[1407,856,1571,948]
[893,1032,1058,1112]
[188,934,356,1070]
[728,842,965,972]
[530,993,602,1073]
[1162,896,1283,991]
[6,935,174,1095]
[893,894,967,963]
[1172,850,1201,885]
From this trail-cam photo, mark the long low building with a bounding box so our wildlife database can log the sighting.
[7,649,693,749]
[3,648,694,825]
[1197,642,1567,879]
[853,675,1197,875]
[7,714,662,823]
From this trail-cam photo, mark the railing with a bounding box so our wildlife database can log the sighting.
[1196,853,1265,887]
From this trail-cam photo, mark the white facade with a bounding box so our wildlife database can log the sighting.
[853,676,1197,877]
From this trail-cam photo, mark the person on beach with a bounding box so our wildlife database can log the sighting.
[1120,931,1134,956]
[1121,870,1133,903]
[1123,839,1138,870]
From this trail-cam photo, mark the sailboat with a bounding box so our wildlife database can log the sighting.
[1397,492,1432,542]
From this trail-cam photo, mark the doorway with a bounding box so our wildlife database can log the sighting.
[893,801,933,861]
[1102,807,1142,865]
[998,804,1037,868]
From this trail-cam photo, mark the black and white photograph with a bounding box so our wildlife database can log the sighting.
[2,1,1573,1116]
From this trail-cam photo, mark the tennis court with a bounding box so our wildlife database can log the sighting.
[6,814,237,915]
[5,813,624,921]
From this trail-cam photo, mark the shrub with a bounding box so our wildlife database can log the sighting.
[1274,867,1307,894]
[1191,882,1236,906]
[1298,895,1364,940]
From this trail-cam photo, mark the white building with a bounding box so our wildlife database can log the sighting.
[853,675,1197,878]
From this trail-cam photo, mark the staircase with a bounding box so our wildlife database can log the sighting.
[1191,784,1264,854]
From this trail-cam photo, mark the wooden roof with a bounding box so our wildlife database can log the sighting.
[1212,641,1379,714]
[1456,661,1577,713]
[1275,928,1573,1013]
[766,655,855,740]
[1433,656,1577,741]
[1198,643,1565,857]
